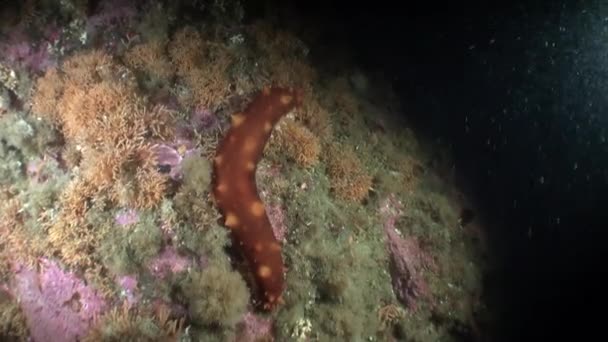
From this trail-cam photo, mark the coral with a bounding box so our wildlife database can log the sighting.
[250,22,316,95]
[182,264,249,327]
[378,303,405,332]
[213,86,303,310]
[31,48,176,213]
[58,80,141,145]
[46,179,99,270]
[127,156,171,210]
[168,26,233,110]
[325,143,373,202]
[123,39,175,87]
[296,96,333,143]
[167,26,205,76]
[60,49,116,89]
[270,58,317,96]
[0,199,43,269]
[271,118,320,168]
[10,258,108,342]
[83,302,184,342]
[0,4,489,340]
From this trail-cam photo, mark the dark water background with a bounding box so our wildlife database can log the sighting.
[248,1,608,340]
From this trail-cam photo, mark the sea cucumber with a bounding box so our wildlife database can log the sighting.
[212,86,303,310]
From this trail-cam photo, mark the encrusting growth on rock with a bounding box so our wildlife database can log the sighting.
[212,86,303,310]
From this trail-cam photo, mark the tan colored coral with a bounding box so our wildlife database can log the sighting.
[168,26,206,77]
[273,118,320,168]
[46,179,99,270]
[168,26,233,109]
[31,67,64,123]
[296,96,333,142]
[58,80,141,145]
[146,103,176,141]
[325,143,373,202]
[248,21,316,96]
[187,65,231,109]
[61,49,114,88]
[269,58,316,96]
[80,147,129,191]
[23,47,178,301]
[0,199,41,269]
[31,47,176,213]
[130,163,169,210]
[378,303,405,331]
[124,39,175,83]
[103,143,168,210]
[83,302,184,342]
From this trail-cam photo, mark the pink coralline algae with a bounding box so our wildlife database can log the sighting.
[11,258,108,342]
[0,25,57,74]
[115,208,139,226]
[147,246,197,279]
[2,41,56,73]
[267,203,287,243]
[116,275,141,308]
[380,195,437,311]
[235,311,275,342]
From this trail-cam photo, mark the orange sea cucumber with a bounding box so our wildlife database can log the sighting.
[212,86,303,310]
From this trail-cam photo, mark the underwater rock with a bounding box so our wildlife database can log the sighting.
[11,258,107,342]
